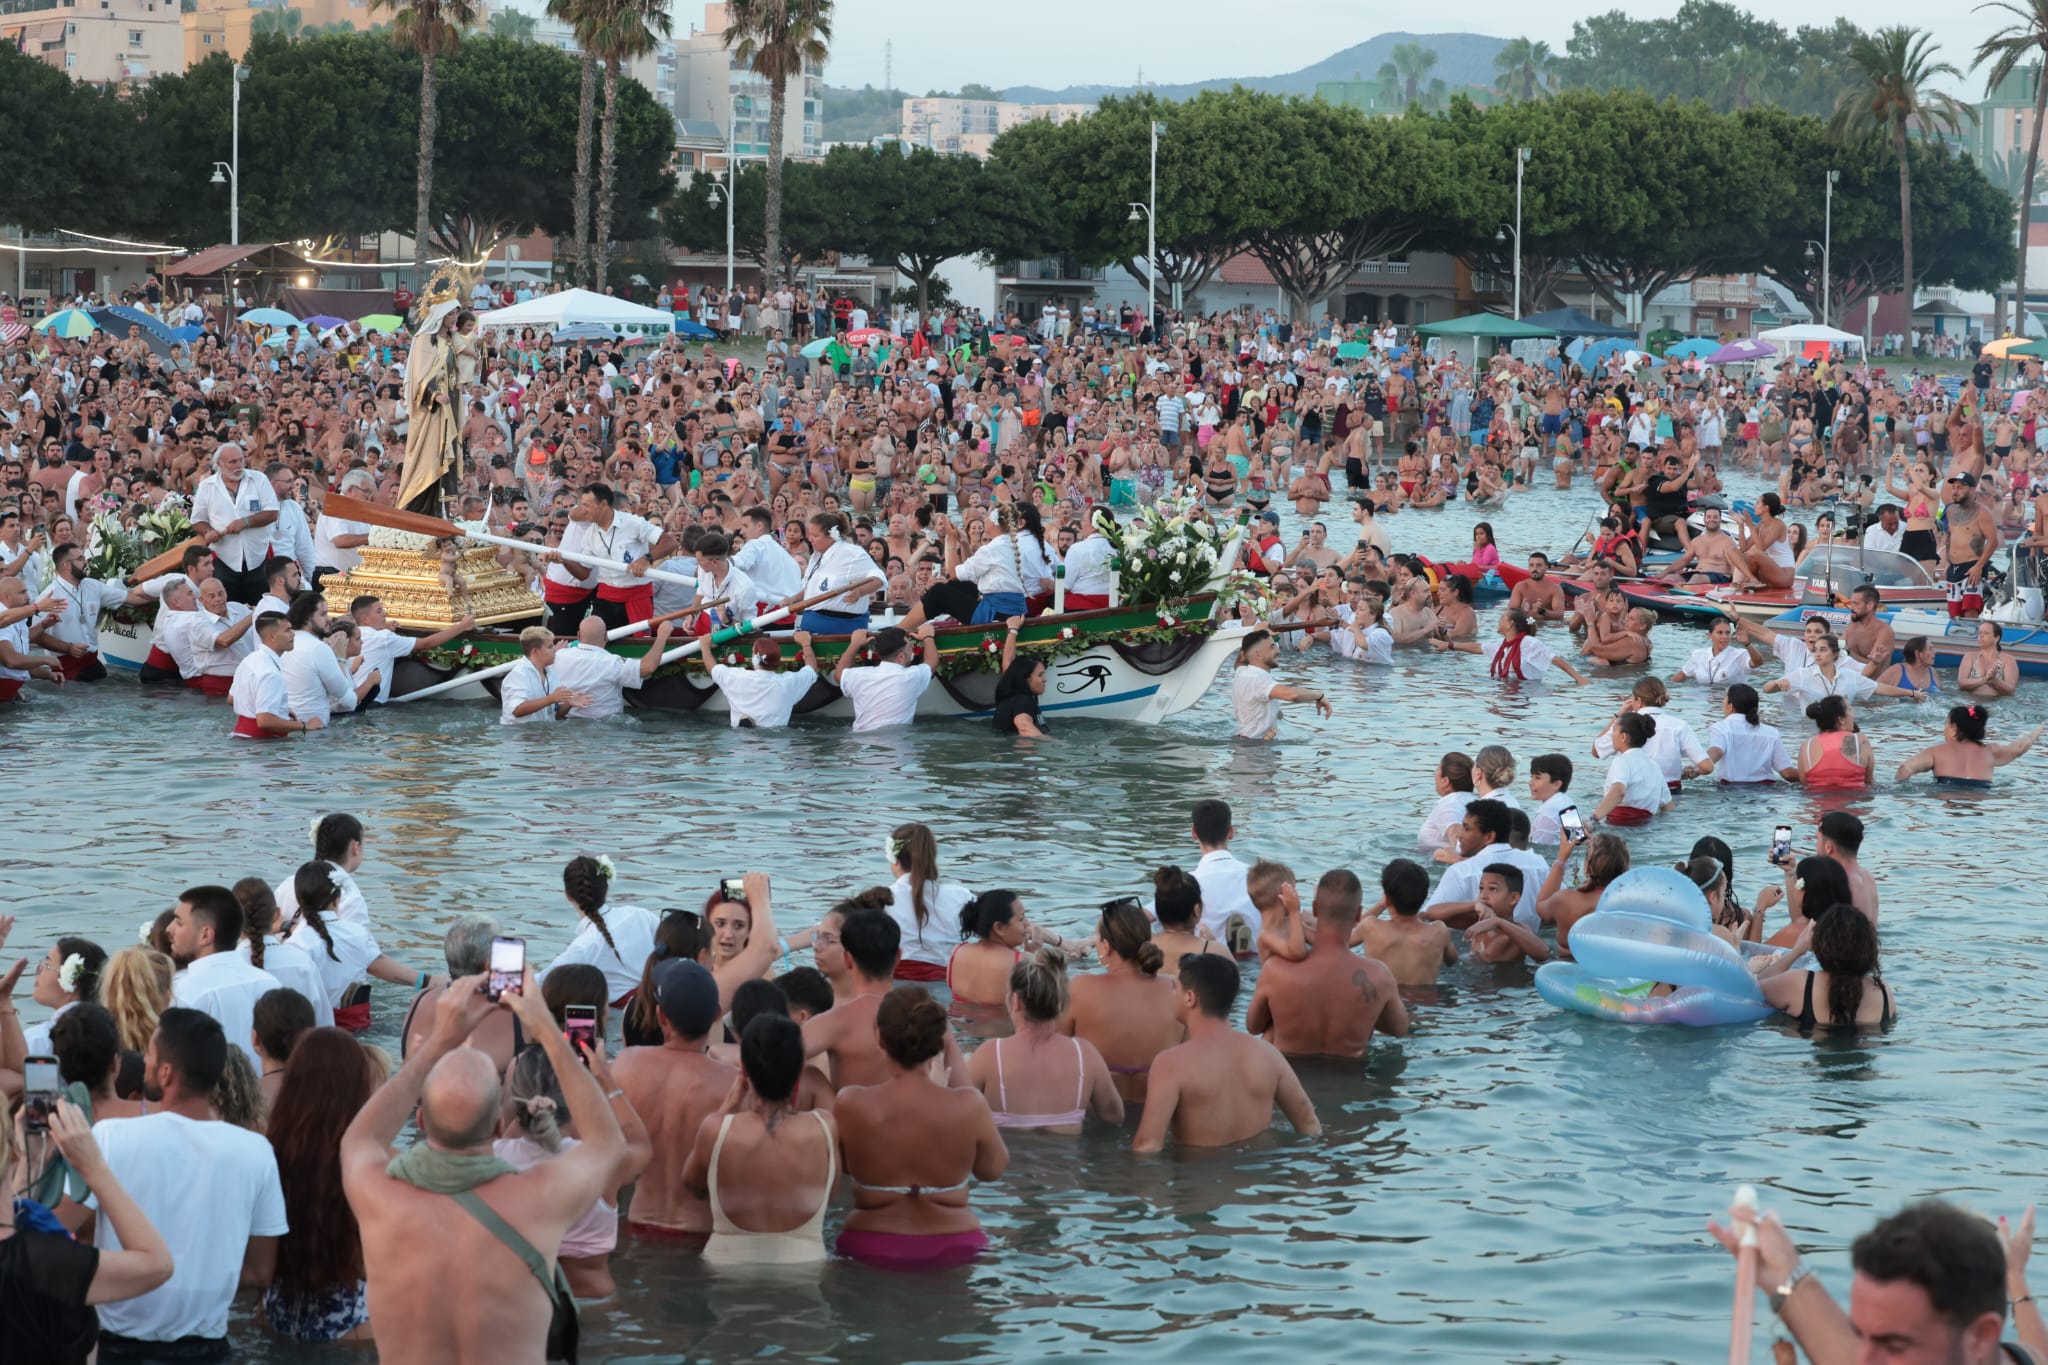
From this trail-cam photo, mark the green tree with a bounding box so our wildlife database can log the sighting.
[1376,42,1438,109]
[587,0,672,289]
[0,45,135,234]
[723,0,832,290]
[1832,27,1977,310]
[1558,1,1863,116]
[250,7,305,41]
[544,0,600,286]
[1493,38,1559,101]
[1975,5,2048,332]
[662,160,829,276]
[487,8,537,40]
[372,0,484,288]
[819,144,1056,314]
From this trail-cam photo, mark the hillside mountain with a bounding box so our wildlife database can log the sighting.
[999,32,1507,103]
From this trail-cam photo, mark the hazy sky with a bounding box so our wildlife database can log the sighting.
[813,0,2012,95]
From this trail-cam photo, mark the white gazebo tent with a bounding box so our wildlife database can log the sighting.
[474,288,674,338]
[1758,322,1863,351]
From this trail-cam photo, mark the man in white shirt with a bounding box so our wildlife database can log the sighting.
[35,538,144,682]
[1060,512,1118,611]
[1861,503,1906,555]
[546,483,668,633]
[189,575,258,695]
[1184,798,1257,949]
[136,564,206,683]
[82,1006,287,1354]
[732,506,802,602]
[833,623,937,731]
[313,469,377,582]
[0,507,47,598]
[500,624,587,724]
[190,442,280,605]
[282,596,380,724]
[253,554,301,618]
[551,615,675,718]
[348,594,474,703]
[266,462,317,572]
[703,630,820,727]
[230,611,320,739]
[1230,628,1331,740]
[168,885,284,1067]
[1420,799,1541,930]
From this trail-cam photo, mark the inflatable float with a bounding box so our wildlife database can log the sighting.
[1534,866,1776,1027]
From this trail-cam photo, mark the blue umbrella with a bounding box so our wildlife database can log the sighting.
[673,319,717,340]
[238,306,301,328]
[88,305,177,344]
[170,324,205,343]
[1574,338,1630,368]
[1664,337,1719,360]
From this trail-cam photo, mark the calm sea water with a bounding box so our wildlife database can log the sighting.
[5,470,2042,1363]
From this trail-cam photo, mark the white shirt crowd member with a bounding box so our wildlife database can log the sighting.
[550,641,650,719]
[888,875,972,973]
[1418,790,1474,850]
[1423,841,1544,929]
[542,900,660,1001]
[710,658,816,728]
[42,572,128,650]
[1529,790,1576,846]
[193,603,255,678]
[840,658,933,731]
[500,652,557,725]
[191,462,280,572]
[584,509,663,591]
[1677,642,1753,686]
[273,859,371,929]
[1593,706,1708,785]
[228,643,292,738]
[313,504,371,575]
[1192,846,1255,944]
[282,629,363,724]
[1705,715,1795,783]
[1231,663,1282,739]
[1602,748,1672,816]
[287,913,384,1013]
[237,934,334,1028]
[171,951,282,1068]
[356,625,417,704]
[1060,532,1117,600]
[801,535,882,614]
[734,530,803,601]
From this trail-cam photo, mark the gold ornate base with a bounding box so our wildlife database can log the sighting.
[325,545,543,630]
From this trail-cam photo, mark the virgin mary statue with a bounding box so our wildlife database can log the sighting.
[395,300,482,515]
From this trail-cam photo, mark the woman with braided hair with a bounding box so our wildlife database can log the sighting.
[286,860,424,1031]
[543,854,660,1006]
[233,875,334,1029]
[899,502,1031,630]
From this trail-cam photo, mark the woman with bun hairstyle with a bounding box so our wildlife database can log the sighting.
[1149,865,1228,976]
[947,890,1026,1007]
[834,987,1009,1269]
[1063,898,1182,1105]
[1797,695,1876,790]
[967,949,1123,1133]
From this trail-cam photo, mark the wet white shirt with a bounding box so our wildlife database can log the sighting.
[888,876,971,969]
[1231,664,1282,739]
[1679,644,1752,686]
[542,901,659,1002]
[1601,749,1672,814]
[500,656,557,725]
[840,659,931,731]
[281,630,359,724]
[1705,717,1794,783]
[710,661,815,728]
[551,643,646,719]
[172,951,282,1068]
[1593,706,1709,783]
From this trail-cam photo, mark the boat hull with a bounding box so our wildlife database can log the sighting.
[1765,604,2048,679]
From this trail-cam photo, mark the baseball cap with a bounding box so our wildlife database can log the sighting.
[1258,510,1281,525]
[1948,471,1977,487]
[653,959,720,1039]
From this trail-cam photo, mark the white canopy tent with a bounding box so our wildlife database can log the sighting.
[1757,322,1863,348]
[474,288,674,337]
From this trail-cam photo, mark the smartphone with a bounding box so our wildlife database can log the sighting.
[720,876,748,905]
[23,1056,59,1134]
[486,936,526,1003]
[1771,825,1794,864]
[1558,806,1587,844]
[563,1005,598,1063]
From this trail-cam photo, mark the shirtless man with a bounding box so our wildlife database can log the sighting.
[1246,869,1408,1058]
[343,969,623,1365]
[1385,577,1439,646]
[1131,955,1320,1153]
[1658,508,1750,586]
[1842,585,1899,677]
[611,959,736,1235]
[1815,811,1881,925]
[1583,592,1653,665]
[1350,496,1392,556]
[1508,552,1567,622]
[1355,856,1459,986]
[1288,467,1330,517]
[803,907,968,1089]
[1942,473,2000,618]
[1567,561,1616,635]
[1285,521,1340,573]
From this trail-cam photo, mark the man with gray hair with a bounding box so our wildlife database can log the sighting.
[314,469,378,586]
[399,916,516,1070]
[267,461,317,573]
[192,442,279,605]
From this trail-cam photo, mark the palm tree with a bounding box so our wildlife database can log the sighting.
[1832,27,1975,314]
[1714,46,1772,111]
[1375,42,1439,109]
[374,0,483,289]
[1975,4,2048,334]
[724,0,832,290]
[548,0,604,286]
[487,9,537,40]
[1493,37,1558,102]
[586,0,671,290]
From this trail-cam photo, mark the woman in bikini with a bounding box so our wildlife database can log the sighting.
[1734,491,1797,590]
[1754,903,1895,1032]
[946,889,1052,1008]
[1885,452,1943,568]
[1894,702,2045,788]
[1062,898,1182,1105]
[1147,865,1229,976]
[966,949,1123,1135]
[834,988,1008,1270]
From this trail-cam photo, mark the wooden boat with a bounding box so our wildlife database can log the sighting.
[1764,600,2048,680]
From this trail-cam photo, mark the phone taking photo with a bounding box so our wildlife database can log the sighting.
[487,937,526,1003]
[720,876,748,905]
[1771,825,1794,864]
[23,1056,59,1134]
[1558,806,1587,844]
[563,1005,598,1062]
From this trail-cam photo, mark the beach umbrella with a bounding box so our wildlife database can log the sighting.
[88,305,177,344]
[262,332,292,346]
[1383,344,1408,358]
[0,322,27,345]
[1664,337,1719,360]
[2005,337,2048,360]
[170,324,205,343]
[355,312,403,333]
[843,327,903,346]
[673,319,717,340]
[1707,339,1776,365]
[800,336,832,358]
[303,314,346,331]
[1575,338,1630,368]
[1336,340,1370,359]
[238,306,301,328]
[1980,335,2032,360]
[34,308,99,338]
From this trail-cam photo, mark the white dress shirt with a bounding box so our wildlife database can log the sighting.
[1061,534,1117,596]
[1679,644,1752,686]
[356,626,415,703]
[1862,521,1905,554]
[156,608,204,677]
[840,659,931,731]
[500,656,557,724]
[550,643,645,719]
[193,605,255,677]
[541,901,659,1002]
[800,538,881,613]
[1423,841,1542,929]
[41,575,128,649]
[733,533,803,601]
[1601,749,1673,813]
[237,936,334,1027]
[273,497,316,571]
[1231,664,1283,739]
[191,468,279,571]
[1419,791,1474,850]
[582,511,661,590]
[887,876,972,970]
[273,859,371,930]
[1529,791,1576,845]
[1705,717,1794,783]
[229,642,290,731]
[691,564,759,626]
[1192,847,1256,943]
[313,511,369,573]
[172,950,283,1068]
[710,661,815,728]
[281,630,358,723]
[1592,706,1709,784]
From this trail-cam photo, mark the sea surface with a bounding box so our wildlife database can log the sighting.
[4,468,2041,1362]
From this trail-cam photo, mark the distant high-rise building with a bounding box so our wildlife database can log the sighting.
[674,1,822,161]
[2,0,182,85]
[899,97,1093,158]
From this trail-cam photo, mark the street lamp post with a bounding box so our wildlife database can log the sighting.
[1512,145,1530,319]
[724,97,738,299]
[208,63,249,245]
[1126,121,1164,332]
[1822,168,1837,330]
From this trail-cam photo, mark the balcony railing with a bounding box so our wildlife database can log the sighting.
[1357,258,1411,275]
[999,257,1107,283]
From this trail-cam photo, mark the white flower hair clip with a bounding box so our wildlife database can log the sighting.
[139,921,155,944]
[329,866,346,889]
[595,854,617,880]
[58,952,86,992]
[310,816,323,842]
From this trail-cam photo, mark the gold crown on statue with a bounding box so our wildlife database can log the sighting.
[419,261,471,310]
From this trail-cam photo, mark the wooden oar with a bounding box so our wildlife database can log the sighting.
[1729,1185,1761,1365]
[127,536,204,584]
[768,578,883,629]
[392,606,703,705]
[322,493,697,590]
[1267,617,1341,634]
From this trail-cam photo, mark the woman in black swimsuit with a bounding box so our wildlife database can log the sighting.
[1203,452,1238,505]
[1757,903,1894,1032]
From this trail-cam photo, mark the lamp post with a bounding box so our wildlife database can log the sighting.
[1512,145,1530,319]
[1822,168,1837,330]
[724,97,738,299]
[1126,119,1163,329]
[208,64,248,246]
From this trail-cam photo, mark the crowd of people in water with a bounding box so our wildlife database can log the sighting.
[5,301,2047,1362]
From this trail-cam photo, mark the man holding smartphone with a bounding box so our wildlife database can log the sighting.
[343,967,624,1365]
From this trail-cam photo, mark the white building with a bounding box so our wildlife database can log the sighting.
[900,97,1093,158]
[674,1,821,160]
